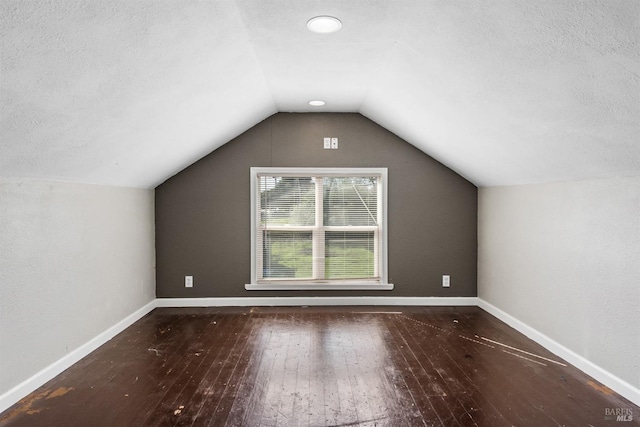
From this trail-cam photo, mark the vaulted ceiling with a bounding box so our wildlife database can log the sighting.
[1,0,639,188]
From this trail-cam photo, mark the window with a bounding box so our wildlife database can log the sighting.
[246,168,393,290]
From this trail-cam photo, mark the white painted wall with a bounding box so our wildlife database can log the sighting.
[479,176,640,391]
[0,179,155,396]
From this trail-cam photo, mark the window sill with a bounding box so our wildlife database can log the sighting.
[245,283,394,291]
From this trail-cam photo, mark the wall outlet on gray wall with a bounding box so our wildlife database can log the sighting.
[442,275,450,287]
[185,275,193,288]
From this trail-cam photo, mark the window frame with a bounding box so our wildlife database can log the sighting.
[246,167,393,291]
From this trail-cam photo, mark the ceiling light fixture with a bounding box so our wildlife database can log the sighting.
[309,100,326,106]
[307,16,342,34]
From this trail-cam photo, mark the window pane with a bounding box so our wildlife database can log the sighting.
[325,231,376,279]
[252,168,387,287]
[262,231,312,279]
[259,177,315,226]
[324,177,378,226]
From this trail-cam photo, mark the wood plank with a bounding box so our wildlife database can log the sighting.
[1,306,638,427]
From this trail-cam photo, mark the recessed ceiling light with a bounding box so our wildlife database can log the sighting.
[309,100,326,106]
[307,16,342,34]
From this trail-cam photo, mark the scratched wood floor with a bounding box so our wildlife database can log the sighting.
[1,306,638,426]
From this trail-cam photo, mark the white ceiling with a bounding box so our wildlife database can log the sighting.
[1,0,639,188]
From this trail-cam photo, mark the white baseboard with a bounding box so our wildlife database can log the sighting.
[155,296,479,307]
[0,299,157,414]
[477,298,640,407]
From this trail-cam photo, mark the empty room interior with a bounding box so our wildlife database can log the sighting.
[1,1,639,426]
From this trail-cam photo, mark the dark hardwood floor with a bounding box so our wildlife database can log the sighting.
[1,306,637,426]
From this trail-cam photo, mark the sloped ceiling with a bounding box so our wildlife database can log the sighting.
[1,0,639,188]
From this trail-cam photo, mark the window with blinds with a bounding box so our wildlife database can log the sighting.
[247,168,392,290]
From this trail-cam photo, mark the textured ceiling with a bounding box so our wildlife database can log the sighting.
[1,0,639,188]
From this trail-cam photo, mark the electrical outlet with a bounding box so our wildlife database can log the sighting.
[442,275,450,288]
[323,137,331,149]
[185,275,193,288]
[331,137,338,149]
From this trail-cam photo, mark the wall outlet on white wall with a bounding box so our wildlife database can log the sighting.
[185,275,193,288]
[442,275,450,288]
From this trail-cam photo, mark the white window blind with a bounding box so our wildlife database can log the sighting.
[247,168,392,290]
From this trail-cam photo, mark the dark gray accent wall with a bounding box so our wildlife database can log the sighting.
[155,113,477,298]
